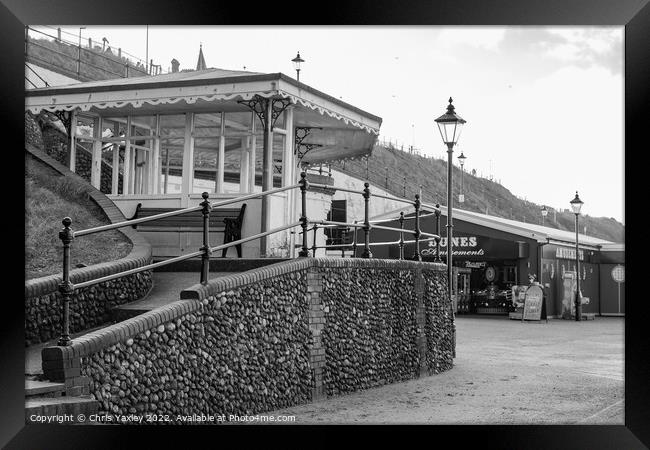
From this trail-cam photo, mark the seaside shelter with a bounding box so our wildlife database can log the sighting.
[25,69,382,258]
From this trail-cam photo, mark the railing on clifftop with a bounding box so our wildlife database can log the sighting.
[54,172,442,347]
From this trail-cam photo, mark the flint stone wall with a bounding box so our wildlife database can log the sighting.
[25,269,152,346]
[25,145,152,346]
[43,258,452,421]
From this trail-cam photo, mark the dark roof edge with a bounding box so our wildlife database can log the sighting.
[26,71,383,125]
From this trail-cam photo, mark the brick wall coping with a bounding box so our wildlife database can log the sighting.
[42,257,446,362]
[25,144,152,298]
[180,256,447,300]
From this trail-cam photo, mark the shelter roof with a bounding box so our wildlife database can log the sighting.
[25,69,382,164]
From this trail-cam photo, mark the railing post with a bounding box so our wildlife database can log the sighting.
[58,217,74,346]
[362,182,372,258]
[200,192,212,284]
[398,211,405,260]
[299,172,310,257]
[413,194,422,261]
[352,220,358,257]
[312,224,318,257]
[435,203,442,262]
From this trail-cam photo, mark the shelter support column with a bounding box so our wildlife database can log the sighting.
[261,100,273,256]
[123,117,132,195]
[111,144,119,194]
[283,107,295,256]
[216,112,225,193]
[152,115,160,194]
[90,116,103,190]
[181,113,195,204]
[68,110,77,172]
[239,137,249,193]
[248,112,256,193]
[238,95,292,257]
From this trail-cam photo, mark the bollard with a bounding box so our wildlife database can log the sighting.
[435,203,442,262]
[398,211,405,260]
[200,192,212,284]
[58,217,74,346]
[413,194,422,261]
[362,182,372,258]
[299,172,310,257]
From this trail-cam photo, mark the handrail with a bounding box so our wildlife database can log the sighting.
[75,205,203,237]
[369,211,437,224]
[51,169,443,346]
[421,202,442,212]
[368,192,415,205]
[209,222,301,253]
[308,183,363,195]
[74,183,300,237]
[75,250,203,290]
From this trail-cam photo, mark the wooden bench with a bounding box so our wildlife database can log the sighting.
[129,203,247,258]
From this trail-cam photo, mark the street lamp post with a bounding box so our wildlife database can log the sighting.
[541,205,548,226]
[458,152,466,204]
[570,192,584,321]
[291,51,304,82]
[435,97,466,311]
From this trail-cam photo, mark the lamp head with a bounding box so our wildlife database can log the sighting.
[434,97,466,146]
[570,191,584,214]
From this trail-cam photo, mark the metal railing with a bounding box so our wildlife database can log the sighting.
[53,171,443,346]
[55,183,300,346]
[25,26,152,83]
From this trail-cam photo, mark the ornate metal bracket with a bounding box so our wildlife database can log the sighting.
[52,110,72,137]
[238,95,293,131]
[294,126,323,163]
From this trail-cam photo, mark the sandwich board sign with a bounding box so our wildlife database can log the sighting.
[522,284,546,322]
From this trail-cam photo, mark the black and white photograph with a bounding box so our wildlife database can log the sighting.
[5,0,648,447]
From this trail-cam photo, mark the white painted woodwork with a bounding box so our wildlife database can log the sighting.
[69,109,77,172]
[90,116,102,189]
[180,113,194,205]
[111,144,119,194]
[216,112,225,193]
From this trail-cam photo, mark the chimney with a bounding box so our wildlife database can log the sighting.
[171,59,180,73]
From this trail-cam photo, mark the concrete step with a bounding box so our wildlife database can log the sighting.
[111,271,235,320]
[153,257,288,272]
[25,379,65,398]
[25,395,99,423]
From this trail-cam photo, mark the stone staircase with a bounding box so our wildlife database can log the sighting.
[25,376,99,424]
[24,259,283,422]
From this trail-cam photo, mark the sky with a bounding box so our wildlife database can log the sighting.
[35,26,624,223]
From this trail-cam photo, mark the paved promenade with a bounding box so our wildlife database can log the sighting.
[265,316,624,424]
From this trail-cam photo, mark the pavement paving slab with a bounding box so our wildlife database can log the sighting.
[262,316,624,425]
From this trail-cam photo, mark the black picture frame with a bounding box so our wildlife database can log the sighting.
[4,0,646,447]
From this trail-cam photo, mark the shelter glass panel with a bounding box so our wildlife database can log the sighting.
[224,112,252,136]
[158,114,185,194]
[75,114,95,140]
[160,138,184,194]
[223,137,243,193]
[159,114,186,138]
[272,133,285,185]
[193,113,222,138]
[193,138,219,193]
